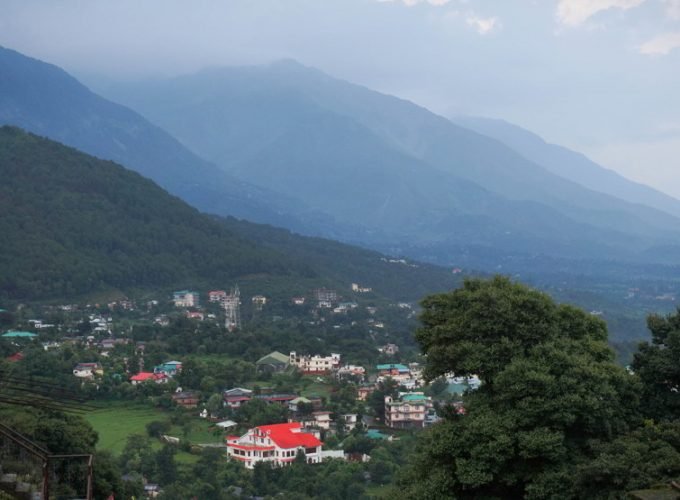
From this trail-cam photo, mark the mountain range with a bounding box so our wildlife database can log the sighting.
[451,115,680,220]
[99,60,680,268]
[1,46,679,343]
[0,46,349,237]
[0,126,460,303]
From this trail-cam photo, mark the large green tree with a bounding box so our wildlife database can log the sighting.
[400,277,642,499]
[632,308,680,421]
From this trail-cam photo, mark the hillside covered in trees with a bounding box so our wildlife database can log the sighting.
[0,127,460,303]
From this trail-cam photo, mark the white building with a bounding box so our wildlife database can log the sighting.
[336,365,366,379]
[173,290,199,308]
[289,351,341,374]
[341,413,358,432]
[251,295,267,308]
[73,362,103,379]
[208,290,227,303]
[226,422,324,468]
[311,411,332,430]
[351,283,372,293]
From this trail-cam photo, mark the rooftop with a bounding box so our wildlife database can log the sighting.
[256,351,290,365]
[376,363,409,372]
[2,331,37,338]
[255,422,322,449]
[130,372,165,382]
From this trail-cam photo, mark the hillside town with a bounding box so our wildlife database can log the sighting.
[0,282,475,497]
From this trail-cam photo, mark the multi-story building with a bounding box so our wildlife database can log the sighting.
[376,363,412,384]
[208,290,228,303]
[314,288,338,303]
[384,392,433,429]
[289,352,341,374]
[173,290,199,308]
[226,422,324,468]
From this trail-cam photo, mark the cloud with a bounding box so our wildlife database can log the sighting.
[638,31,680,55]
[664,0,680,20]
[466,14,500,35]
[556,0,646,26]
[377,0,451,6]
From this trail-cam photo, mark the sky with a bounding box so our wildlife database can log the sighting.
[1,0,679,197]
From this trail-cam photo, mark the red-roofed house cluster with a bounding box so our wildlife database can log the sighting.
[226,422,324,468]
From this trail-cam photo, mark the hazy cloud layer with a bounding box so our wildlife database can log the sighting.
[639,32,680,54]
[664,0,680,19]
[0,0,678,197]
[466,15,501,34]
[556,0,646,26]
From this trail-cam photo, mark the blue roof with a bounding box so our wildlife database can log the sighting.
[366,429,390,440]
[401,393,427,402]
[2,331,37,338]
[376,363,409,372]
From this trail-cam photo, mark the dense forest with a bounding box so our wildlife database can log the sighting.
[0,127,460,304]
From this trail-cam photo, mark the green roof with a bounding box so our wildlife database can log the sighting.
[2,331,37,338]
[447,383,469,395]
[256,351,289,365]
[401,393,427,402]
[376,363,409,372]
[366,429,390,440]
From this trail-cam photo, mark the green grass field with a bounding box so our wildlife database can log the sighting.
[301,378,334,399]
[84,402,223,464]
[85,402,166,454]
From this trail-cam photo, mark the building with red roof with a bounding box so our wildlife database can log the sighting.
[130,372,168,385]
[226,422,324,468]
[6,352,23,363]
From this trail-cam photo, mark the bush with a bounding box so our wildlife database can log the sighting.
[145,420,171,438]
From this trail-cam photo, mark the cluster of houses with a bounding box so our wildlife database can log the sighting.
[376,363,424,390]
[222,387,359,432]
[2,290,455,476]
[130,360,183,385]
[254,350,368,382]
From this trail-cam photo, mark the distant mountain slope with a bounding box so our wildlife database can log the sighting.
[0,127,460,302]
[451,116,680,219]
[102,60,680,264]
[0,46,344,235]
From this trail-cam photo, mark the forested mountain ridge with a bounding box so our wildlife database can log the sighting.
[0,46,349,237]
[0,127,460,302]
[452,115,680,219]
[102,60,680,266]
